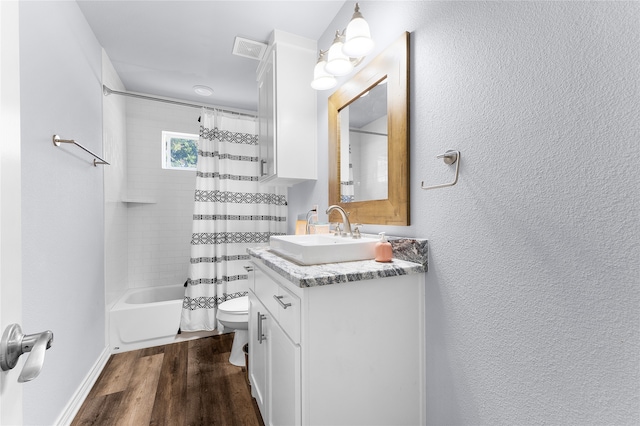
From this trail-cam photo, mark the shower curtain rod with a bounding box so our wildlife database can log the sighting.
[102,85,257,118]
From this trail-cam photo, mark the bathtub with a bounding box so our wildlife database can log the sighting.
[109,285,216,353]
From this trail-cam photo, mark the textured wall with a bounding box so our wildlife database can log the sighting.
[19,2,105,424]
[289,2,640,424]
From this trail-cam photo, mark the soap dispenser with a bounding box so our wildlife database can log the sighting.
[375,232,393,262]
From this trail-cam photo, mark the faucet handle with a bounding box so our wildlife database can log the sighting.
[333,223,342,236]
[352,224,362,239]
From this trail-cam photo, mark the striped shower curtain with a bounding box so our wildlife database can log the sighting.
[180,108,287,332]
[340,142,355,202]
[339,107,354,202]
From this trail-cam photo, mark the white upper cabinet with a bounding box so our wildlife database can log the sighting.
[257,30,317,186]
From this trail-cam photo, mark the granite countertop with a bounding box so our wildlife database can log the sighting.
[247,237,428,288]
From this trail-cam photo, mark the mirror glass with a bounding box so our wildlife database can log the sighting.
[339,79,388,203]
[328,32,409,225]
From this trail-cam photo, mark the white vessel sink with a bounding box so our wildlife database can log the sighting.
[269,234,378,265]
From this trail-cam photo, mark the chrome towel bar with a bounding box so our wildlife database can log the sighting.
[421,150,460,190]
[52,135,109,166]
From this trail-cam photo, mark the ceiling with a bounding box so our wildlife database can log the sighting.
[77,0,346,112]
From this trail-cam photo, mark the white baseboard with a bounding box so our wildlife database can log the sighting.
[54,347,111,426]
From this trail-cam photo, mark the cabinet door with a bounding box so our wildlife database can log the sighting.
[258,49,276,180]
[248,291,269,419]
[268,320,301,426]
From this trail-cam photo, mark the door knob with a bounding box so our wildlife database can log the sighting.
[0,324,54,382]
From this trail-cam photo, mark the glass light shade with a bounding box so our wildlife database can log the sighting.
[343,17,374,57]
[311,60,337,90]
[325,38,354,76]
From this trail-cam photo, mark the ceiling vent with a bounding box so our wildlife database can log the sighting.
[232,37,267,61]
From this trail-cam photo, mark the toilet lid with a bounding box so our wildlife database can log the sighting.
[218,296,248,313]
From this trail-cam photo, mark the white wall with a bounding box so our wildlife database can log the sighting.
[289,1,640,424]
[125,98,198,289]
[19,2,105,424]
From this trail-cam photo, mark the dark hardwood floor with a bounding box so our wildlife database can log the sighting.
[72,334,264,426]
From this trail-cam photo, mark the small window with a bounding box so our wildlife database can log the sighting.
[162,131,198,170]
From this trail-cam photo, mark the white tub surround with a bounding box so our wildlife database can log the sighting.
[109,285,215,353]
[247,238,427,425]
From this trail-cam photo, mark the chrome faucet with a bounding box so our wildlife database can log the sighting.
[326,205,352,237]
[305,207,317,234]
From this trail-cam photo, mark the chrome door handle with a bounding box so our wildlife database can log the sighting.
[273,295,291,309]
[257,313,266,344]
[244,265,254,272]
[0,324,54,383]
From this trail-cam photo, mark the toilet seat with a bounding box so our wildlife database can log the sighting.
[218,296,248,314]
[217,296,249,330]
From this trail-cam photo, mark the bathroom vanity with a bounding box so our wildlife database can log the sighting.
[246,238,427,425]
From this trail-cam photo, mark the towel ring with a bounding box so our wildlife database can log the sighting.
[421,150,460,190]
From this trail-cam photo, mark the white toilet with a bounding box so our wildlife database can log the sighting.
[216,296,249,367]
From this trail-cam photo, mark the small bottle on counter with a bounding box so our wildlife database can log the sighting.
[375,232,393,262]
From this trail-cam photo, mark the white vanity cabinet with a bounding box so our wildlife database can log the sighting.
[248,263,301,425]
[247,292,268,416]
[248,258,426,426]
[256,30,317,186]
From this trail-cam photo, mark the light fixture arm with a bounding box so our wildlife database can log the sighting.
[350,56,365,67]
[351,3,363,20]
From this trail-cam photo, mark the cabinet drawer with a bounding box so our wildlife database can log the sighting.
[254,267,281,316]
[275,286,300,345]
[253,263,301,344]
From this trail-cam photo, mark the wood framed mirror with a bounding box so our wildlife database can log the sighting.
[328,32,409,226]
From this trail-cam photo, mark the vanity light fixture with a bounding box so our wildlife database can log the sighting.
[342,3,374,57]
[325,31,354,76]
[311,2,374,90]
[311,50,337,90]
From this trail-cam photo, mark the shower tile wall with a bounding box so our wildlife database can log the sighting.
[125,98,200,289]
[103,50,128,306]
